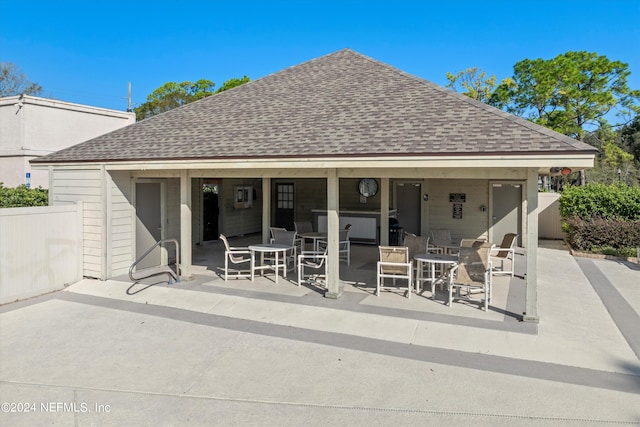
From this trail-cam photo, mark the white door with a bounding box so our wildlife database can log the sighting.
[491,182,522,245]
[135,182,164,270]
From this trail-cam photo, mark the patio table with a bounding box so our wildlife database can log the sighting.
[298,231,328,252]
[249,243,290,283]
[414,253,458,299]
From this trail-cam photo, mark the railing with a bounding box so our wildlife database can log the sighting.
[129,239,181,285]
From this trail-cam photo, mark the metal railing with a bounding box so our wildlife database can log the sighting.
[129,239,181,285]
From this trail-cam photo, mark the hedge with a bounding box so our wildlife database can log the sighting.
[0,184,49,208]
[560,184,640,256]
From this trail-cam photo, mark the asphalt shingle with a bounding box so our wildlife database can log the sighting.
[34,49,596,164]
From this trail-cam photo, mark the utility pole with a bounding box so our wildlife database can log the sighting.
[127,82,132,112]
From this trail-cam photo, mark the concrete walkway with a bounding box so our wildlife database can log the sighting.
[1,241,639,426]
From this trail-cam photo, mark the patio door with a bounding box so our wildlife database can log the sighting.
[395,182,421,235]
[135,181,165,270]
[490,182,522,246]
[274,182,294,230]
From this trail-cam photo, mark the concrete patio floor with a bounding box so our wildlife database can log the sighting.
[1,239,639,425]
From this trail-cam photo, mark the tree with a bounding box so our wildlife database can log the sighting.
[445,67,498,103]
[0,62,43,97]
[134,76,250,121]
[493,52,640,140]
[619,115,640,163]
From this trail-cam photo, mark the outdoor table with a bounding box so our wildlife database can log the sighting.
[249,243,290,283]
[414,253,458,299]
[298,231,328,252]
[434,241,460,255]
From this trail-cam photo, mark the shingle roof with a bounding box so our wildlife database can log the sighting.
[34,49,596,164]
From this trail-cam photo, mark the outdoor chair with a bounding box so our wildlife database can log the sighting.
[447,239,493,311]
[490,233,518,277]
[430,228,459,254]
[268,228,298,272]
[220,234,254,281]
[294,221,314,250]
[318,227,351,265]
[403,232,442,284]
[297,246,328,287]
[376,246,413,299]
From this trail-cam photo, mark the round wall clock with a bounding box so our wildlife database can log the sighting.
[358,178,378,198]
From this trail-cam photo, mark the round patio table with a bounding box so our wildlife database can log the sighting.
[414,253,458,299]
[249,243,290,283]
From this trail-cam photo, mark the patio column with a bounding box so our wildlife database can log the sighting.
[523,168,539,322]
[262,177,271,244]
[179,170,193,280]
[380,177,389,245]
[325,168,342,299]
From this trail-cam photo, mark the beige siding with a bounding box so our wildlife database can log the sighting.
[110,171,133,276]
[50,168,104,278]
[222,178,262,237]
[426,179,489,241]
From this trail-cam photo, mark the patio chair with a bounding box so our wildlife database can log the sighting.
[490,233,518,277]
[318,227,351,265]
[295,221,314,250]
[376,246,413,299]
[220,234,254,281]
[430,228,460,254]
[447,239,493,311]
[268,228,298,272]
[297,246,328,287]
[403,233,442,285]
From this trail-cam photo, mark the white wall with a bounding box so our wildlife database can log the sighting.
[538,192,564,239]
[0,95,135,188]
[0,204,83,304]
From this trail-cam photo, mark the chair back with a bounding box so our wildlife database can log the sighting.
[220,234,231,251]
[269,227,287,239]
[495,233,518,258]
[338,228,350,246]
[403,233,428,260]
[379,246,409,275]
[430,228,452,245]
[294,221,313,234]
[271,229,297,246]
[456,239,492,285]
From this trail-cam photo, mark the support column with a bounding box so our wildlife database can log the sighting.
[380,177,389,245]
[262,178,271,244]
[180,170,193,280]
[325,169,342,299]
[523,168,539,323]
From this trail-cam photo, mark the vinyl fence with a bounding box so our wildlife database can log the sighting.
[0,203,83,304]
[538,192,564,240]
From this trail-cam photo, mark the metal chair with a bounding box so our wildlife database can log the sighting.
[220,234,254,281]
[297,246,328,287]
[376,246,413,299]
[318,227,351,265]
[490,233,518,276]
[268,228,298,272]
[448,239,493,310]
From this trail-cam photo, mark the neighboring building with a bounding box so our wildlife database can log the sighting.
[0,95,135,188]
[32,49,597,322]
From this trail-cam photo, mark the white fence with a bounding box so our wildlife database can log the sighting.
[0,203,83,304]
[538,192,564,240]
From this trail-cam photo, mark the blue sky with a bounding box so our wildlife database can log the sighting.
[1,0,639,121]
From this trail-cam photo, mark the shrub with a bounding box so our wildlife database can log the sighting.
[564,216,640,255]
[0,183,49,208]
[559,183,640,220]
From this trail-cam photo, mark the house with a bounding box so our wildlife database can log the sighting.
[0,95,135,188]
[31,49,597,322]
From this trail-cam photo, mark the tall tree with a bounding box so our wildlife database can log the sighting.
[0,62,43,97]
[134,76,250,121]
[445,67,497,103]
[493,52,640,140]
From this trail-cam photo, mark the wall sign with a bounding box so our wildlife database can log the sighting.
[234,185,253,209]
[449,193,466,203]
[453,203,463,219]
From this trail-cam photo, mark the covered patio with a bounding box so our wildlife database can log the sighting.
[112,234,528,327]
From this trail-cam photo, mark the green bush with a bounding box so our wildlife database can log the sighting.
[0,183,49,208]
[560,184,640,256]
[559,183,640,220]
